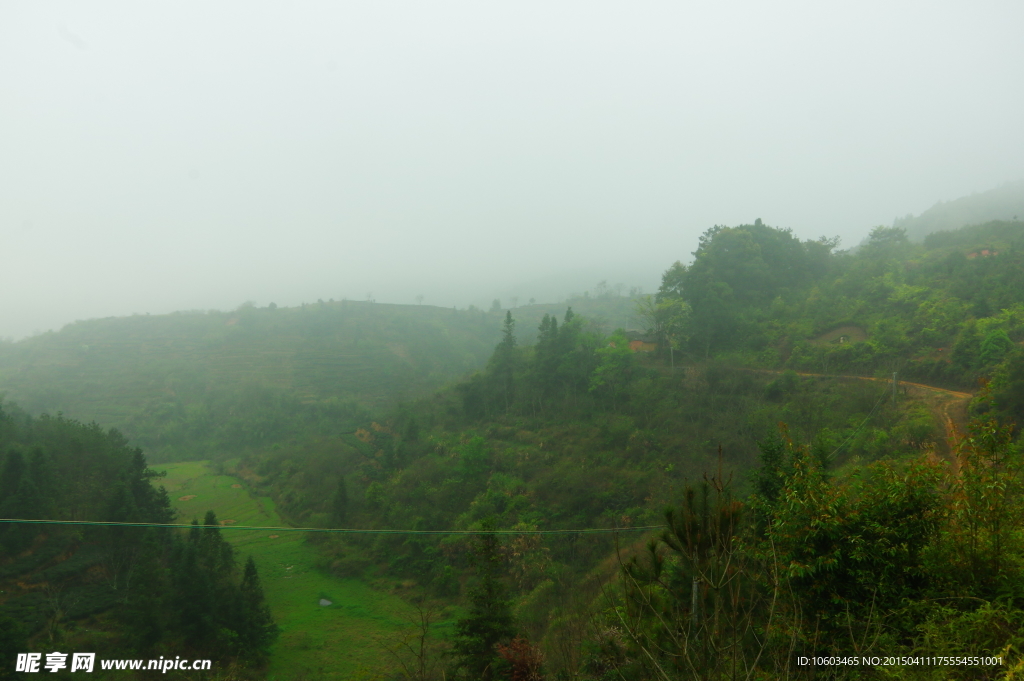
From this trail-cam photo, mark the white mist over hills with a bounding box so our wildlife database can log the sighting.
[895,180,1024,242]
[2,2,1024,340]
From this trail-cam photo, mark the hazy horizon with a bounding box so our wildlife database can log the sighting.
[3,1,1024,340]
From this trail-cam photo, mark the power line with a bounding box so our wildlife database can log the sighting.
[0,518,663,535]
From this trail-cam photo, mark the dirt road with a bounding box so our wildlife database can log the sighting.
[737,368,973,461]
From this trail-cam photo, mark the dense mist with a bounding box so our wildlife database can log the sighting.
[2,1,1024,340]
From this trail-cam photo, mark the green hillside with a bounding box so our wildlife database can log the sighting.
[0,301,503,462]
[655,219,1024,424]
[251,218,1024,679]
[895,180,1024,241]
[5,218,1024,679]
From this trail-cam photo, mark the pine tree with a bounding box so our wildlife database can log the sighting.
[199,510,234,574]
[500,310,516,350]
[171,541,215,647]
[236,556,278,662]
[105,479,142,555]
[27,447,56,519]
[450,521,516,680]
[0,474,42,552]
[331,476,348,526]
[119,529,168,652]
[490,312,518,412]
[534,314,561,399]
[0,449,25,501]
[0,450,27,549]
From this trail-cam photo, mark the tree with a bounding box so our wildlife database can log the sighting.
[589,330,636,408]
[0,449,26,508]
[488,312,518,412]
[863,225,909,254]
[119,529,168,652]
[450,521,516,680]
[236,556,278,662]
[0,614,27,681]
[933,412,1024,596]
[331,475,348,526]
[658,222,825,357]
[532,314,561,401]
[198,510,234,575]
[383,601,446,681]
[171,539,216,647]
[608,466,780,681]
[500,311,516,350]
[634,295,690,367]
[658,261,687,300]
[0,454,43,553]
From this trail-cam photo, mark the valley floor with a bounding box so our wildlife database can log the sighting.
[157,461,425,680]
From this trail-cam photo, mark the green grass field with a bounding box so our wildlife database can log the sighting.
[156,461,420,679]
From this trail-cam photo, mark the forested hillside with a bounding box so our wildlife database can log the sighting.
[654,219,1024,425]
[246,219,1024,679]
[0,301,506,463]
[5,219,1024,679]
[0,405,277,673]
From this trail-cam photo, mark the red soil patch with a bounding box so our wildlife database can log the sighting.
[231,484,242,488]
[178,495,196,501]
[220,519,237,525]
[268,535,280,539]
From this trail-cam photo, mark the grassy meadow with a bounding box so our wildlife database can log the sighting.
[155,460,441,680]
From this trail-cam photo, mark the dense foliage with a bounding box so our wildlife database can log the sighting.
[286,219,1024,678]
[0,404,276,670]
[588,412,1024,680]
[6,218,1024,679]
[656,220,1024,405]
[265,314,964,677]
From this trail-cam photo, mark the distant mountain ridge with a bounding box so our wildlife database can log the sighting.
[895,179,1024,241]
[0,301,503,461]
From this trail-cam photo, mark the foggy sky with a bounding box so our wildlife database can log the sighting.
[2,1,1023,340]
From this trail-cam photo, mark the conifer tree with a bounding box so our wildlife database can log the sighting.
[450,520,516,680]
[27,447,56,519]
[105,479,141,546]
[0,474,42,552]
[236,556,278,662]
[490,312,518,412]
[171,540,215,647]
[331,476,348,526]
[119,529,168,652]
[199,510,234,574]
[0,450,27,550]
[0,449,25,501]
